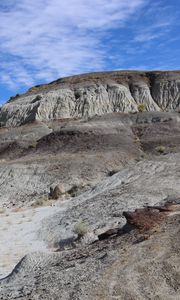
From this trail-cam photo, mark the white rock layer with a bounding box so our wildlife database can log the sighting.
[0,71,180,127]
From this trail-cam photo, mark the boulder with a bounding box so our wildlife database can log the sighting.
[50,183,65,199]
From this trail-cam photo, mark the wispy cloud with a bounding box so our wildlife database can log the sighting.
[0,0,179,95]
[0,0,145,89]
[133,2,177,44]
[134,32,162,42]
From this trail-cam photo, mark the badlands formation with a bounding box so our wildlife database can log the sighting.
[0,70,180,127]
[0,71,179,299]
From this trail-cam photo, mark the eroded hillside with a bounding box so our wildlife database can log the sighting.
[0,71,180,127]
[0,71,179,299]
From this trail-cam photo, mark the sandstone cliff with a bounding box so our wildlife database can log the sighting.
[0,71,180,127]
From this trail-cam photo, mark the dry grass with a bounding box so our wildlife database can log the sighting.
[11,207,24,213]
[0,207,6,214]
[32,195,50,207]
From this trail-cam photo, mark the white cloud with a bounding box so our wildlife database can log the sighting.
[134,32,163,42]
[0,0,145,89]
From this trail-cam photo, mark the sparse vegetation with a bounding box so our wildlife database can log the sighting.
[134,136,141,144]
[32,195,49,207]
[73,222,88,238]
[138,103,146,112]
[11,207,23,213]
[28,142,37,149]
[156,145,166,154]
[0,207,5,214]
[169,145,176,152]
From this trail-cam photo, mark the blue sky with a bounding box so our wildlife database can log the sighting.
[0,0,180,104]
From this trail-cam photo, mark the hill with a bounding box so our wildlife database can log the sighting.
[0,71,179,299]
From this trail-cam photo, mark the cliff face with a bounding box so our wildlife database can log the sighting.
[0,71,180,127]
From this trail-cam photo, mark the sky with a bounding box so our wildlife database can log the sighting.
[0,0,180,104]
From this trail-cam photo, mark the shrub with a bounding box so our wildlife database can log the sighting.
[169,145,176,152]
[156,145,166,154]
[73,222,88,237]
[28,142,37,149]
[138,103,146,112]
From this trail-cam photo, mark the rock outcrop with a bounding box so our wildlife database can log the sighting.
[0,71,180,127]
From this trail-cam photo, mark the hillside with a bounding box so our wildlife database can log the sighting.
[0,71,179,299]
[0,71,180,127]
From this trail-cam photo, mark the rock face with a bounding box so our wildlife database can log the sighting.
[0,71,180,127]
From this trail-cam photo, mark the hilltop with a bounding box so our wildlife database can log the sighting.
[0,70,180,127]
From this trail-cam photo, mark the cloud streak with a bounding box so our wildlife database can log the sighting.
[0,0,179,94]
[0,0,145,89]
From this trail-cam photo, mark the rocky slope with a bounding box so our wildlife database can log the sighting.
[0,111,179,208]
[0,71,180,127]
[0,195,179,299]
[0,71,180,299]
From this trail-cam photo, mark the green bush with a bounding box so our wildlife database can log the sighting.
[156,145,166,154]
[138,103,146,112]
[73,222,88,237]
